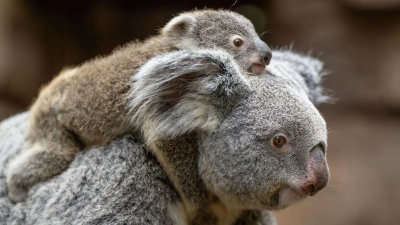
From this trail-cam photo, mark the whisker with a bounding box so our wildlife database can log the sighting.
[229,0,238,10]
[324,186,339,196]
[328,144,345,153]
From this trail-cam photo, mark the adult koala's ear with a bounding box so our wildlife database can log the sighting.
[126,50,251,143]
[271,49,331,105]
[161,13,196,49]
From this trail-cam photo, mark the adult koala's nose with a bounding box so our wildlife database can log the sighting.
[299,144,329,196]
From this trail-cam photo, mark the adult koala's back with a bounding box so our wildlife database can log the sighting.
[0,49,330,225]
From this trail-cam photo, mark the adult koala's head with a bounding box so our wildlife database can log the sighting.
[127,49,330,210]
[198,50,330,210]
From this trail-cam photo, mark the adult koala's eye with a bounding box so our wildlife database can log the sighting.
[272,135,286,148]
[233,38,243,47]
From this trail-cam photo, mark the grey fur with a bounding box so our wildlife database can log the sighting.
[0,113,180,225]
[0,50,329,225]
[5,9,272,203]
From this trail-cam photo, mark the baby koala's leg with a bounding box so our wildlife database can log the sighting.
[6,123,81,203]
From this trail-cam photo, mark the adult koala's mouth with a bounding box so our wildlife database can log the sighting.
[277,185,309,208]
[259,184,310,209]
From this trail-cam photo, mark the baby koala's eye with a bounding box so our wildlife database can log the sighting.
[272,135,286,148]
[233,38,243,47]
[230,35,245,49]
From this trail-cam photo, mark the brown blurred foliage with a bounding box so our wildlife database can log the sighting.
[0,0,399,225]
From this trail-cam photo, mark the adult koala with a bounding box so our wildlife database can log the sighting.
[0,49,330,225]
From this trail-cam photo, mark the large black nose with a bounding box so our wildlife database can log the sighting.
[255,38,272,65]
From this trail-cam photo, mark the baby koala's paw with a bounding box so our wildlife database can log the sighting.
[7,181,29,203]
[6,151,37,203]
[6,145,76,203]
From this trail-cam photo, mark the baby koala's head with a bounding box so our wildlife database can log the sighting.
[161,9,272,75]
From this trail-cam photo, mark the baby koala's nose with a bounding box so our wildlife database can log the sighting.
[262,51,272,65]
[255,38,272,65]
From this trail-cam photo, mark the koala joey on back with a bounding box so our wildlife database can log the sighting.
[6,9,272,203]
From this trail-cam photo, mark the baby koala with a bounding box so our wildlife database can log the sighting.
[6,9,272,203]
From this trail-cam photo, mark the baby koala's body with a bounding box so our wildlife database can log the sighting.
[6,9,271,203]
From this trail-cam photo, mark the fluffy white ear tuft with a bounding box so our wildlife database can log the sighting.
[161,14,196,49]
[126,50,250,144]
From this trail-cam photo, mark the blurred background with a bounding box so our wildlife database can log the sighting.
[0,0,399,224]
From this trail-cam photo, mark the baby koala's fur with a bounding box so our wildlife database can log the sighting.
[6,9,272,203]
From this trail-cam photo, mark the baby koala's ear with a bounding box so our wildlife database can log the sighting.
[126,50,250,143]
[161,13,196,49]
[271,49,332,105]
